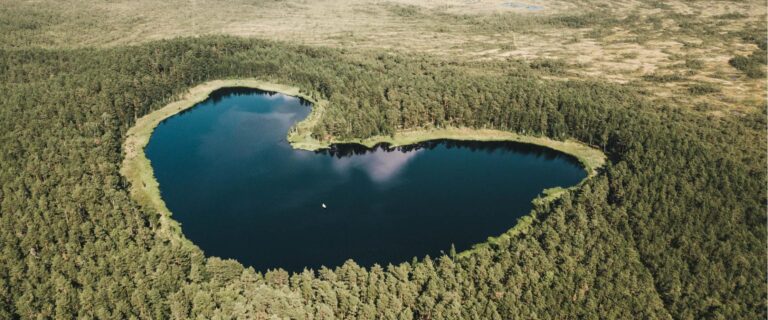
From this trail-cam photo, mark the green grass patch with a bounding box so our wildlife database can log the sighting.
[688,82,721,95]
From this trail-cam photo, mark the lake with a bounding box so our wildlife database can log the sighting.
[146,87,586,272]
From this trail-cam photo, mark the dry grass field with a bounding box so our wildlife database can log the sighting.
[3,0,764,114]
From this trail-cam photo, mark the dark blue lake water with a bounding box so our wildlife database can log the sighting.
[146,88,585,272]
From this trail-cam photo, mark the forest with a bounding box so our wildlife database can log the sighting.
[0,33,765,319]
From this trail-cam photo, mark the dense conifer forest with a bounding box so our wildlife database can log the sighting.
[0,33,765,319]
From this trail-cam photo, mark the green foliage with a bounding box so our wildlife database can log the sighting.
[643,72,686,82]
[729,27,768,78]
[385,4,424,18]
[528,58,568,74]
[550,10,618,28]
[0,35,764,319]
[688,82,721,95]
[729,52,767,79]
[713,12,748,20]
[684,58,704,70]
[0,6,64,48]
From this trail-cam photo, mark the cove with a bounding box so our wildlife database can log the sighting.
[145,87,586,272]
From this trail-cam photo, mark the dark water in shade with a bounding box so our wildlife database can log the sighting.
[146,88,585,272]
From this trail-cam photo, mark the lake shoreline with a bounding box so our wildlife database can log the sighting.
[292,128,605,178]
[120,79,323,245]
[120,79,606,255]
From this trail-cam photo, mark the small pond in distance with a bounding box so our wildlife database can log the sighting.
[146,88,585,272]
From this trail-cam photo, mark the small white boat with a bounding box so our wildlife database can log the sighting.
[321,203,327,209]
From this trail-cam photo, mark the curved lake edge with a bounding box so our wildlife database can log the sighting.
[120,79,606,264]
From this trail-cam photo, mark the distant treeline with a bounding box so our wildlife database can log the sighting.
[0,36,764,319]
